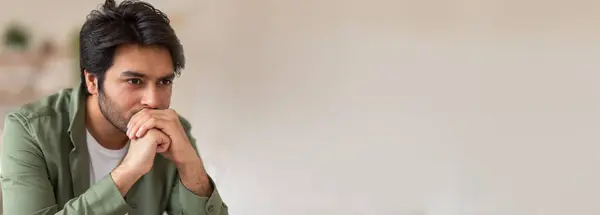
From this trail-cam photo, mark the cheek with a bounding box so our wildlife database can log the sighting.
[159,88,172,108]
[114,88,143,110]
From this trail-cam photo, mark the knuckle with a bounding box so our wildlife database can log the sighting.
[148,130,158,138]
[168,109,178,118]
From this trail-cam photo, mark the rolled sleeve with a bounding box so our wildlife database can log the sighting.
[178,177,227,215]
[174,116,228,215]
[86,174,132,214]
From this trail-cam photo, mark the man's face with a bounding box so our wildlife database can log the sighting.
[97,44,175,133]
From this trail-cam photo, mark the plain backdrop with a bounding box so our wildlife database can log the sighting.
[1,0,600,214]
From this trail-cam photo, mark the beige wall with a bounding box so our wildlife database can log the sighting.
[2,0,600,214]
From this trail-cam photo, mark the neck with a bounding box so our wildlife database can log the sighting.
[85,95,129,150]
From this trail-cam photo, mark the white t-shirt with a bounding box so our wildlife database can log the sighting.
[86,130,129,184]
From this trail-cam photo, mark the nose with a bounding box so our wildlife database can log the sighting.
[140,87,160,109]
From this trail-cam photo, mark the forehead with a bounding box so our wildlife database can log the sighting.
[108,44,174,77]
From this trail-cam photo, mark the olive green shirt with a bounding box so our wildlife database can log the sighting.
[0,85,228,215]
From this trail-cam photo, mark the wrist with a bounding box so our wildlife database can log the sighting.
[177,156,213,196]
[111,164,144,196]
[118,162,147,179]
[173,142,201,166]
[177,155,208,182]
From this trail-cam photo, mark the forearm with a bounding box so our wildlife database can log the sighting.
[55,176,131,214]
[177,155,213,196]
[111,164,143,196]
[2,175,131,215]
[166,121,228,214]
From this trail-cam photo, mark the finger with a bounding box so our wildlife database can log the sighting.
[127,108,148,129]
[154,109,181,133]
[128,109,174,139]
[127,109,156,133]
[146,109,173,122]
[155,129,171,152]
[127,112,152,139]
[126,110,143,138]
[166,109,179,119]
[156,137,170,153]
[156,145,167,153]
[135,114,172,138]
[135,118,159,138]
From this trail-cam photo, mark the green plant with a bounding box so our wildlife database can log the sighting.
[3,23,30,50]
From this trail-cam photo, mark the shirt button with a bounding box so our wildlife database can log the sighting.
[207,205,214,212]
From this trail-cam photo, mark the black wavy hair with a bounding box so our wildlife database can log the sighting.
[79,0,185,95]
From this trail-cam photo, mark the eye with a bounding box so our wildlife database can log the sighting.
[160,79,173,85]
[127,79,143,85]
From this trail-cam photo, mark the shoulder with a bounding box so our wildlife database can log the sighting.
[2,88,75,148]
[7,88,75,123]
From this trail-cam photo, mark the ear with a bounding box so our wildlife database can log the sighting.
[84,70,99,95]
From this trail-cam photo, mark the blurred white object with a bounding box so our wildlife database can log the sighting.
[35,58,76,94]
[0,66,34,95]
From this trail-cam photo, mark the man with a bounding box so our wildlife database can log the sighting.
[0,0,228,214]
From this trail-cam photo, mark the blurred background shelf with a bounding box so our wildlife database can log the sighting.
[0,49,78,129]
[0,90,45,105]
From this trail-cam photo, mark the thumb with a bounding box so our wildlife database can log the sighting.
[155,130,171,153]
[156,140,170,153]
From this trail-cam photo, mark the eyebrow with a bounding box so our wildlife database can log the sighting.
[160,73,176,80]
[121,70,176,80]
[121,71,146,78]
